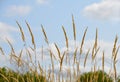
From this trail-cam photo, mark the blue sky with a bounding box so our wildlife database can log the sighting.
[0,0,120,47]
[0,0,120,75]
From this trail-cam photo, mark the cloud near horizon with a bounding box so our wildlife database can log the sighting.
[83,0,120,21]
[1,39,120,73]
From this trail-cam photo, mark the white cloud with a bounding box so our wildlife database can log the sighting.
[0,55,10,67]
[83,0,120,21]
[36,0,48,4]
[6,5,31,16]
[0,39,120,80]
[0,22,18,43]
[40,40,120,73]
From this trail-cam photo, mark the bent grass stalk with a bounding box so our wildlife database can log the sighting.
[92,29,99,63]
[0,47,5,55]
[16,21,26,44]
[62,26,69,66]
[6,39,16,64]
[25,21,37,73]
[73,47,78,65]
[0,73,9,82]
[62,26,68,49]
[41,25,56,80]
[102,51,104,82]
[94,28,98,51]
[112,36,119,81]
[25,21,36,49]
[41,25,49,45]
[72,15,76,41]
[54,43,66,71]
[84,48,90,68]
[80,27,88,55]
[17,49,23,67]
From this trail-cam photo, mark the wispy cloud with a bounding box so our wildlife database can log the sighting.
[0,22,18,43]
[83,0,120,21]
[36,0,48,4]
[6,5,31,17]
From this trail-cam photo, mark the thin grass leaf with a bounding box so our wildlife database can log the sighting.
[49,49,55,71]
[0,47,5,55]
[84,49,90,68]
[61,51,66,64]
[102,51,104,72]
[73,47,78,65]
[94,28,98,50]
[52,44,66,71]
[54,43,61,60]
[72,15,76,41]
[112,35,118,58]
[41,25,49,45]
[62,26,68,48]
[17,49,23,67]
[6,39,15,54]
[114,46,120,62]
[25,21,36,49]
[16,21,25,43]
[60,51,66,71]
[93,47,100,60]
[113,62,117,81]
[26,49,33,63]
[49,49,57,60]
[38,61,44,74]
[10,77,19,82]
[0,73,9,82]
[80,27,88,54]
[6,39,15,62]
[102,51,105,82]
[92,46,95,61]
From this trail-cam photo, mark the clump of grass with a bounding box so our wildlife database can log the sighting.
[76,70,113,82]
[0,67,46,82]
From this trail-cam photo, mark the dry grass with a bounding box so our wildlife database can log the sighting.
[80,27,88,55]
[72,15,76,41]
[84,48,90,68]
[16,21,26,44]
[0,16,120,82]
[62,26,68,49]
[0,73,9,82]
[0,47,5,55]
[26,21,36,49]
[73,47,78,65]
[54,43,66,71]
[41,25,49,45]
